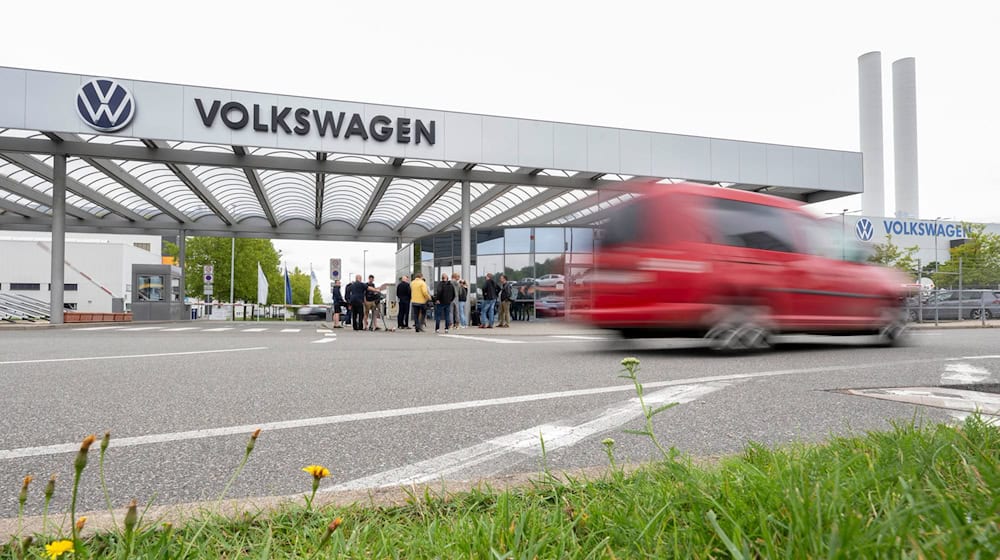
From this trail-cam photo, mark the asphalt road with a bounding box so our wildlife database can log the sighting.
[1,321,998,519]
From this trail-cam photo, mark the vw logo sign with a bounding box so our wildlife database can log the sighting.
[76,79,135,132]
[855,217,874,241]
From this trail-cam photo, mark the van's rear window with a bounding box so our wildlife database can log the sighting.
[600,203,643,246]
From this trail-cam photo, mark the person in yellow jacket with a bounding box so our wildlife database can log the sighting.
[409,272,432,333]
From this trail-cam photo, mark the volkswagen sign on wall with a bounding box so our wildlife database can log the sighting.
[76,79,135,132]
[855,217,874,241]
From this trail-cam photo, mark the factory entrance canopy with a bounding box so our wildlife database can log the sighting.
[0,67,863,242]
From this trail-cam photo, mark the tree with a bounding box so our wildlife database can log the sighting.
[932,223,1000,289]
[177,237,284,303]
[867,234,919,278]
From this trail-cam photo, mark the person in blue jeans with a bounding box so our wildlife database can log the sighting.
[433,272,456,334]
[479,272,498,328]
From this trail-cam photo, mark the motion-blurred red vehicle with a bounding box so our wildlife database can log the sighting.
[571,183,909,350]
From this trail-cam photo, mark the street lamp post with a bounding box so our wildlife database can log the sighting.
[933,216,951,272]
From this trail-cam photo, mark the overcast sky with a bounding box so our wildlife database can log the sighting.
[4,1,998,300]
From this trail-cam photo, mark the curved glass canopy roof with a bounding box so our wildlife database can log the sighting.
[0,127,835,242]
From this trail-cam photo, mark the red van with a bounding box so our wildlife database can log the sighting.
[570,182,909,350]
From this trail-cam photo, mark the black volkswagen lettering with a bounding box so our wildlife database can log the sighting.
[271,106,292,134]
[396,117,412,143]
[313,110,345,138]
[370,115,393,141]
[344,113,369,140]
[195,99,221,127]
[415,119,435,145]
[221,102,249,130]
[252,104,268,132]
[293,109,311,136]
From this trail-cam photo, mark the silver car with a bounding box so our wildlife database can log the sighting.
[906,290,1000,321]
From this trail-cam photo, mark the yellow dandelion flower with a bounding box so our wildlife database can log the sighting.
[45,539,74,559]
[303,465,330,479]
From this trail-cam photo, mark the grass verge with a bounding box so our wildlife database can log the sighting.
[4,415,998,558]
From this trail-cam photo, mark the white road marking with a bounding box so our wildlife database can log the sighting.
[847,387,1000,415]
[202,328,234,332]
[72,326,126,331]
[327,383,725,491]
[280,329,301,333]
[951,355,1000,360]
[0,346,267,366]
[941,363,993,384]
[324,333,337,337]
[311,338,336,344]
[550,335,606,340]
[119,326,163,331]
[241,328,268,332]
[162,327,199,332]
[3,354,993,460]
[439,334,525,344]
[316,329,332,334]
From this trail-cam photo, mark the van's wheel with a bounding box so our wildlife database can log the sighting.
[971,309,992,320]
[875,308,909,347]
[706,306,772,353]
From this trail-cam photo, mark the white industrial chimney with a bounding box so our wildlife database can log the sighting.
[892,57,919,219]
[858,52,885,217]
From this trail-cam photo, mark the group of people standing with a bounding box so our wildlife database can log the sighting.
[329,274,385,331]
[395,272,470,333]
[328,271,518,333]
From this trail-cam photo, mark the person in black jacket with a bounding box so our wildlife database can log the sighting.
[433,272,456,334]
[348,275,368,331]
[396,275,411,329]
[480,272,499,328]
[330,280,346,328]
[343,280,354,326]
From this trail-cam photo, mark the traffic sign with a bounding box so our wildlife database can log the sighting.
[203,265,214,274]
[204,273,213,283]
[204,283,214,295]
[330,258,342,280]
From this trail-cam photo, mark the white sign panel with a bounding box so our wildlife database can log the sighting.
[330,258,341,281]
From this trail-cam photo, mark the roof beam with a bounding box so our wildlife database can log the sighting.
[425,167,540,234]
[146,140,235,225]
[233,146,278,227]
[314,152,327,229]
[0,197,49,219]
[0,137,619,191]
[48,133,190,224]
[0,175,92,219]
[563,203,627,226]
[519,192,612,226]
[394,163,475,232]
[357,157,403,230]
[0,153,146,222]
[476,188,569,229]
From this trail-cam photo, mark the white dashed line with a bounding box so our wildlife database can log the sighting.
[119,326,163,331]
[0,346,267,366]
[241,328,268,332]
[311,338,336,344]
[72,326,127,331]
[162,327,199,332]
[201,327,234,332]
[280,328,301,333]
[439,334,525,344]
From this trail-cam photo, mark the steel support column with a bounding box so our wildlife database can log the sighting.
[461,180,471,283]
[50,154,67,324]
[178,230,187,313]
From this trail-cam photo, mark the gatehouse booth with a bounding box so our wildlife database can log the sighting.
[130,264,186,321]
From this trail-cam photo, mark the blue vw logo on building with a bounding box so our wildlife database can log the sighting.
[855,217,874,241]
[76,79,135,132]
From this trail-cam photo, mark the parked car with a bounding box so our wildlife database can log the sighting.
[570,182,910,350]
[296,305,329,321]
[536,274,565,288]
[905,290,1000,321]
[535,296,565,318]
